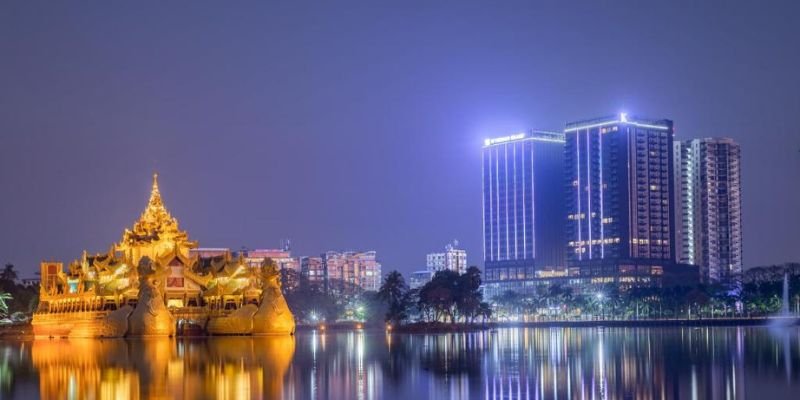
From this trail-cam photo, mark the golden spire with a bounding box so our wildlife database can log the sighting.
[129,172,178,237]
[148,172,163,209]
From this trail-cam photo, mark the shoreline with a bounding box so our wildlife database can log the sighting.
[3,316,798,339]
[387,316,800,333]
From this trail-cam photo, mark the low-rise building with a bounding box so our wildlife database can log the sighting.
[427,241,467,275]
[323,251,382,292]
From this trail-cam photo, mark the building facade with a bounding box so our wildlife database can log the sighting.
[301,251,382,293]
[245,248,300,272]
[301,256,325,284]
[674,138,742,284]
[426,241,467,275]
[323,251,382,292]
[564,114,696,288]
[482,131,567,299]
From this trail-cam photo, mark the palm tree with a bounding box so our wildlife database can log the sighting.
[0,292,12,317]
[378,271,410,324]
[0,264,17,284]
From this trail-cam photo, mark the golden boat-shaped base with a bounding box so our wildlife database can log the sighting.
[206,304,258,335]
[32,306,133,339]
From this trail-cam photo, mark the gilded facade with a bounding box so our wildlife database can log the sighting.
[32,174,295,337]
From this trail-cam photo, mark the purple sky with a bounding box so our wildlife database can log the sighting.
[1,1,799,277]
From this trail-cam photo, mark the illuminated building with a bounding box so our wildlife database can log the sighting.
[481,130,566,299]
[301,256,325,283]
[426,240,467,274]
[300,251,382,293]
[243,248,300,272]
[564,114,697,288]
[409,270,433,289]
[674,138,742,284]
[323,251,382,292]
[32,174,295,337]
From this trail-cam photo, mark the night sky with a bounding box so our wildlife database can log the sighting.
[1,1,798,278]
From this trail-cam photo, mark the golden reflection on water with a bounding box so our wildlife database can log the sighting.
[4,327,800,399]
[30,336,295,400]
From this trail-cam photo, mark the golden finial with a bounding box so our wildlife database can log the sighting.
[148,172,163,208]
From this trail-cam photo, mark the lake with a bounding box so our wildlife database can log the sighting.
[0,326,798,399]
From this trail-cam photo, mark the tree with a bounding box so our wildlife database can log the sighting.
[281,270,343,323]
[416,268,485,324]
[0,292,12,317]
[378,271,411,325]
[455,266,483,323]
[0,264,18,292]
[418,270,460,322]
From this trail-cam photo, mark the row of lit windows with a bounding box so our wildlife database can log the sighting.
[568,237,621,247]
[567,214,615,224]
[630,238,670,245]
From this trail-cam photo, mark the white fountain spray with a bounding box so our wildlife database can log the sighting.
[782,271,790,316]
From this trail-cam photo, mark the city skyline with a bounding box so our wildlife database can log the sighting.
[2,2,799,277]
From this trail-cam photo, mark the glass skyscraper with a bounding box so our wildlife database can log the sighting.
[563,115,692,287]
[482,131,566,299]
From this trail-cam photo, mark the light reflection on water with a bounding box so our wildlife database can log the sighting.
[0,327,798,399]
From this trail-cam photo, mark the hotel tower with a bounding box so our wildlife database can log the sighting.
[481,131,566,299]
[564,114,694,287]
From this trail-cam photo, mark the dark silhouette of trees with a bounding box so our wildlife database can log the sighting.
[378,271,412,325]
[416,267,486,323]
[0,264,38,317]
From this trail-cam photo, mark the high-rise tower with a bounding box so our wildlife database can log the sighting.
[674,138,742,284]
[564,114,685,286]
[481,131,565,298]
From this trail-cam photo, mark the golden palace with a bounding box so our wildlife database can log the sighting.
[32,174,295,338]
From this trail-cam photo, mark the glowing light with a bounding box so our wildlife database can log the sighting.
[619,112,628,122]
[564,117,670,132]
[484,133,525,146]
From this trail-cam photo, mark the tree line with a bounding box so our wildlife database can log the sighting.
[378,267,492,325]
[491,265,800,320]
[0,264,39,321]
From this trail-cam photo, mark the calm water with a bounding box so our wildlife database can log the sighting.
[0,327,799,399]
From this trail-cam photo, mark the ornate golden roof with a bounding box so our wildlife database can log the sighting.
[121,173,189,246]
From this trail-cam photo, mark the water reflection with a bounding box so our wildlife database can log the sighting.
[13,336,294,400]
[0,327,798,399]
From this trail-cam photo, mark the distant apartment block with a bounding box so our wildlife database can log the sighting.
[301,251,382,292]
[426,240,467,275]
[245,248,300,272]
[674,138,742,284]
[301,256,325,283]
